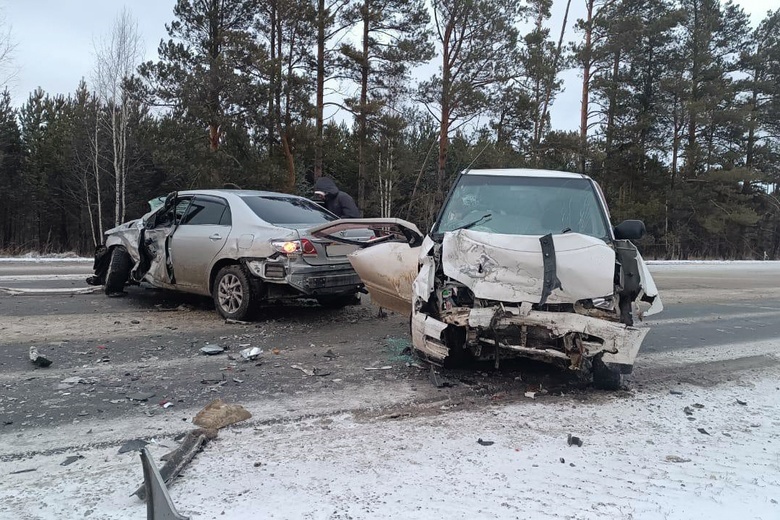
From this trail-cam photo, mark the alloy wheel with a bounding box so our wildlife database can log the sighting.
[217,273,243,314]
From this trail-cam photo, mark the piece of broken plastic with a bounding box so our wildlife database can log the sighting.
[119,439,149,454]
[200,345,224,356]
[139,447,189,519]
[240,347,263,361]
[29,346,52,367]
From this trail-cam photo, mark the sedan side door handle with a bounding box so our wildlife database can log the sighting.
[209,233,222,241]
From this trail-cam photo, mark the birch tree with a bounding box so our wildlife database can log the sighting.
[0,11,16,87]
[94,8,143,226]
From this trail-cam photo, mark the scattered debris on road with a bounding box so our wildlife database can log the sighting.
[477,438,494,446]
[364,366,392,371]
[126,391,156,402]
[200,345,225,355]
[567,434,583,447]
[736,399,747,405]
[134,429,217,502]
[193,399,251,430]
[60,376,97,386]
[428,367,454,388]
[119,439,149,454]
[29,346,52,367]
[225,318,252,325]
[697,428,711,435]
[291,365,330,377]
[60,454,84,466]
[666,455,692,463]
[9,468,37,474]
[524,391,536,399]
[683,406,694,415]
[201,376,227,386]
[669,389,683,395]
[239,347,263,361]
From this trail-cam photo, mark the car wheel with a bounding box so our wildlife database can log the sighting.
[213,265,255,320]
[316,293,360,308]
[104,246,131,295]
[592,356,622,390]
[443,326,472,368]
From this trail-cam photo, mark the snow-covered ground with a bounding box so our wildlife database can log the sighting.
[646,260,780,268]
[0,253,94,263]
[2,363,778,520]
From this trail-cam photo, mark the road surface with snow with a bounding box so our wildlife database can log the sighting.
[0,260,779,519]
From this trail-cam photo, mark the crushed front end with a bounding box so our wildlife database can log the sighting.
[408,229,661,378]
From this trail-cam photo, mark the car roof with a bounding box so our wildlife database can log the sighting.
[462,168,588,180]
[177,189,309,199]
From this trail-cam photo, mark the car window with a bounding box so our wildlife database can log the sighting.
[241,195,337,227]
[220,206,232,226]
[151,198,192,228]
[434,175,610,239]
[180,198,229,226]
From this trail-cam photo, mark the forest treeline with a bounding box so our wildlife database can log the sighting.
[0,0,778,259]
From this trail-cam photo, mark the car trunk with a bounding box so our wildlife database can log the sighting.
[276,223,360,267]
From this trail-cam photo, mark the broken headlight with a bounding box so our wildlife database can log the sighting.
[591,296,615,310]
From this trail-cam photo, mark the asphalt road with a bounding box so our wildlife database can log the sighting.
[1,259,779,449]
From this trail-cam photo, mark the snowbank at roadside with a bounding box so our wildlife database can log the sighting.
[0,252,91,263]
[647,259,780,265]
[2,366,778,520]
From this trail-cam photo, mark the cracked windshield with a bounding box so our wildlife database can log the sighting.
[437,175,609,238]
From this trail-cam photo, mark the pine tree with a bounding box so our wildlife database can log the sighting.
[338,0,432,209]
[418,0,524,207]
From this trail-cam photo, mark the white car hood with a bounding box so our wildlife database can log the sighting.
[441,229,616,304]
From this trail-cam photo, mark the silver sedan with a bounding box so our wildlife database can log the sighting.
[87,189,365,319]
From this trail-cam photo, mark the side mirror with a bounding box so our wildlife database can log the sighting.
[614,219,646,240]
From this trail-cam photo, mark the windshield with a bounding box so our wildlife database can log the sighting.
[242,195,337,227]
[433,175,609,239]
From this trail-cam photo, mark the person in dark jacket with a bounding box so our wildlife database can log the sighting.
[313,177,361,218]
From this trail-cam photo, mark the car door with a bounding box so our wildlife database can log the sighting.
[142,196,193,286]
[310,218,424,314]
[169,195,232,293]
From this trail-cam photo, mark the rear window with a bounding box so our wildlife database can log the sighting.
[242,196,336,226]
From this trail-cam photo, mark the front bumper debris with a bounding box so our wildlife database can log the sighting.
[412,305,648,367]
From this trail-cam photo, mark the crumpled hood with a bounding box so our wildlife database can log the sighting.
[441,229,615,304]
[314,177,339,196]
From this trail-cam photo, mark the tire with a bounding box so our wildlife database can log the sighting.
[104,246,131,295]
[213,265,256,320]
[592,356,622,390]
[618,295,634,326]
[443,326,472,368]
[316,293,360,308]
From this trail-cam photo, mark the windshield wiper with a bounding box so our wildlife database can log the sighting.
[454,213,492,231]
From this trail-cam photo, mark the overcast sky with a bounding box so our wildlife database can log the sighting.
[1,0,776,132]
